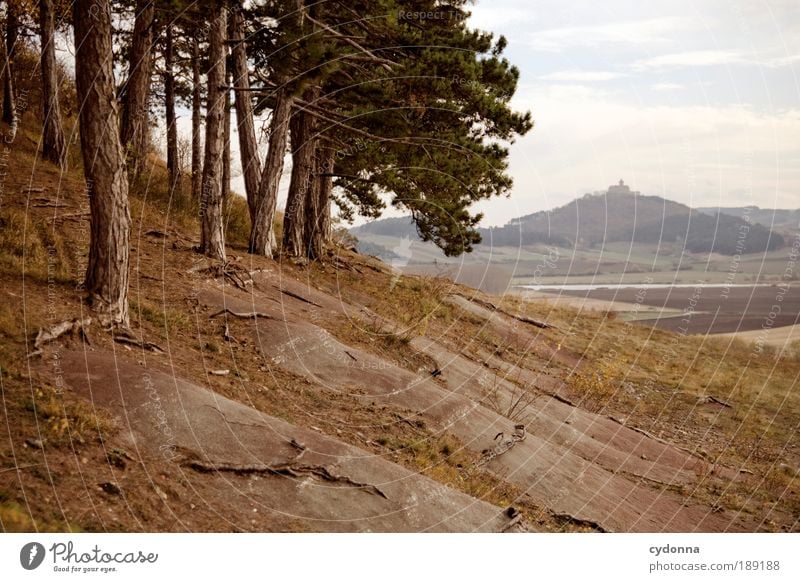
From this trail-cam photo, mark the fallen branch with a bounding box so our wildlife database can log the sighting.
[277,287,323,308]
[32,201,70,208]
[221,320,236,343]
[209,308,273,320]
[185,459,388,499]
[463,295,555,330]
[700,395,732,408]
[193,263,252,291]
[0,464,41,474]
[29,317,92,357]
[113,335,166,354]
[475,424,526,467]
[501,514,524,533]
[606,417,703,458]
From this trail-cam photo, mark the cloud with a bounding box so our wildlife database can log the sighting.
[483,86,800,225]
[526,17,684,51]
[651,82,684,91]
[634,50,800,70]
[633,50,747,70]
[540,70,625,82]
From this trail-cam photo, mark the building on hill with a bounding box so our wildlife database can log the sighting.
[607,179,640,196]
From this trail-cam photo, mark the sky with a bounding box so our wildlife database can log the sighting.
[467,0,800,226]
[163,0,800,228]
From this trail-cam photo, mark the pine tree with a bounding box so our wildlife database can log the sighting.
[119,0,155,180]
[39,0,67,168]
[73,0,132,327]
[199,0,227,261]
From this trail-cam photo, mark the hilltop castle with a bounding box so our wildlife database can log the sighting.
[607,179,640,196]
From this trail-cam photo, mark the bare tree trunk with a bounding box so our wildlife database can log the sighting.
[283,91,317,259]
[305,144,334,259]
[229,6,260,219]
[120,0,155,180]
[191,36,202,201]
[302,146,323,260]
[222,65,230,200]
[164,24,178,196]
[2,3,17,125]
[39,0,67,168]
[249,86,292,256]
[199,2,227,261]
[73,0,131,327]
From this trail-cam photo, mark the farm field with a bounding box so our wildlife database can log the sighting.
[542,284,800,335]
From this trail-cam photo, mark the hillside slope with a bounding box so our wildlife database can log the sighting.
[1,118,798,533]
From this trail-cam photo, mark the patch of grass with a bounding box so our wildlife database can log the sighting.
[25,387,117,446]
[0,301,23,339]
[224,194,251,249]
[374,431,520,508]
[0,208,72,282]
[129,298,192,335]
[567,357,629,414]
[130,159,197,229]
[0,499,79,532]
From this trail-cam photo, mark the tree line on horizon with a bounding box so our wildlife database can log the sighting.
[1,0,532,328]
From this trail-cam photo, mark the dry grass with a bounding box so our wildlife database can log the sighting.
[494,295,800,519]
[0,499,77,532]
[24,386,118,447]
[0,207,72,283]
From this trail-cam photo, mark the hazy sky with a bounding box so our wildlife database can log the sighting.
[165,0,800,228]
[468,0,800,225]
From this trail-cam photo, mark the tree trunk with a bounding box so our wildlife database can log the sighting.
[302,146,323,260]
[305,144,334,259]
[39,0,67,168]
[222,65,230,200]
[199,3,227,261]
[164,24,178,196]
[2,3,17,125]
[73,0,131,327]
[249,86,292,256]
[120,0,155,180]
[191,36,202,201]
[229,6,260,219]
[283,92,318,259]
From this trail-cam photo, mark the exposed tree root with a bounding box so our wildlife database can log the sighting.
[209,308,274,320]
[184,459,389,499]
[699,395,732,408]
[113,332,166,354]
[192,262,253,290]
[552,512,607,532]
[276,287,323,308]
[606,416,706,459]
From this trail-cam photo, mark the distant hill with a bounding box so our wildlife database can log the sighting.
[696,206,800,231]
[353,192,786,257]
[486,191,690,248]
